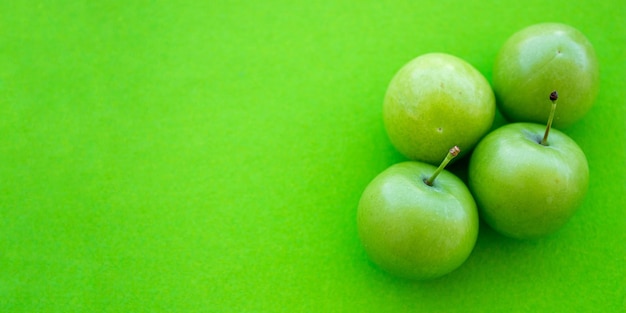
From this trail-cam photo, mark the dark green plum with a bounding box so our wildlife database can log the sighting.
[493,23,599,128]
[357,148,478,280]
[469,93,589,239]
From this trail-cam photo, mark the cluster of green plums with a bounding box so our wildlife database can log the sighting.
[357,23,599,280]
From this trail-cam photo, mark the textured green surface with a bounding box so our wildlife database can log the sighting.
[1,1,625,312]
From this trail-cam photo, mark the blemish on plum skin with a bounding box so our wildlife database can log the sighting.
[437,127,443,133]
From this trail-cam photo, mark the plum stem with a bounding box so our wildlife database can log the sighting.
[424,146,460,186]
[541,91,558,146]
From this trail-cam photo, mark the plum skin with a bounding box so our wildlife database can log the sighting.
[493,23,599,128]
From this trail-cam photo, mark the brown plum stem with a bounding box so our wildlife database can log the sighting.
[541,91,558,146]
[424,146,460,186]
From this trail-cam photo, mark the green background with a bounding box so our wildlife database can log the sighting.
[1,1,625,312]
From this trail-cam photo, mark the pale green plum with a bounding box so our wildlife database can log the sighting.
[493,23,599,128]
[383,53,495,165]
[357,156,479,280]
[468,122,589,239]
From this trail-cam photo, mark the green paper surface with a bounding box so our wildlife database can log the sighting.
[1,1,625,312]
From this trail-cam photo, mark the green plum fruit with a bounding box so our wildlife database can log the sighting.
[493,23,599,128]
[357,147,479,280]
[468,92,589,239]
[383,53,495,165]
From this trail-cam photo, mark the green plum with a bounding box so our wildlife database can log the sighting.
[383,53,495,165]
[493,23,599,128]
[357,147,479,280]
[468,92,589,239]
